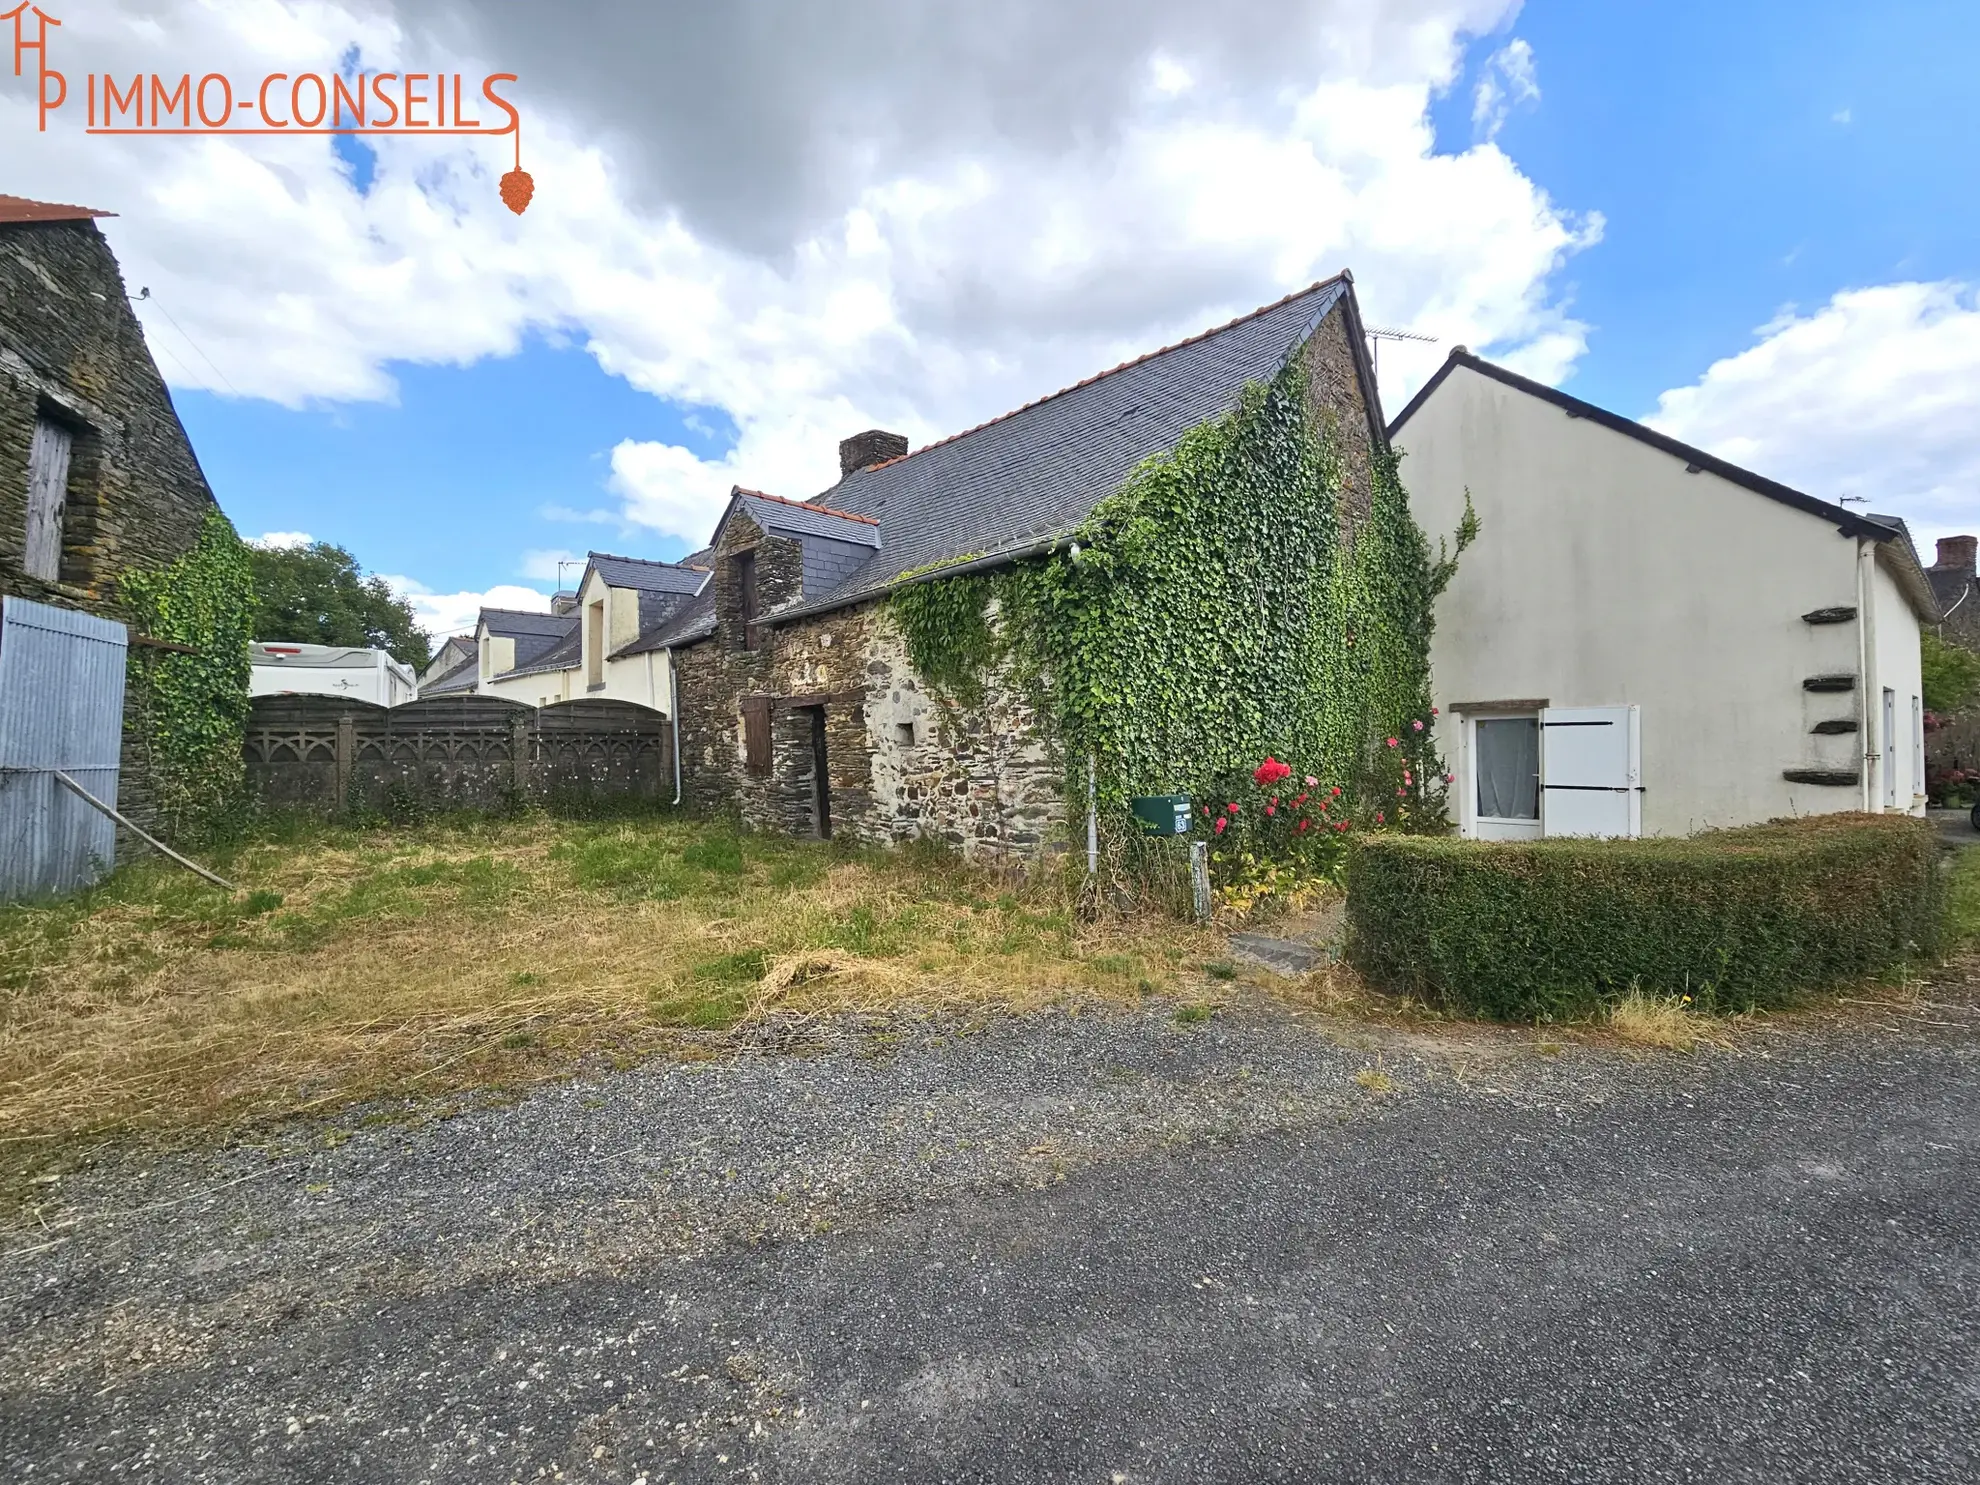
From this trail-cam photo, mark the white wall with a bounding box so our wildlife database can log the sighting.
[572,569,673,711]
[1868,551,1928,812]
[1396,363,1925,834]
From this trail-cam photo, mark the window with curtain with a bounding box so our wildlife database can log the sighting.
[1476,717,1540,820]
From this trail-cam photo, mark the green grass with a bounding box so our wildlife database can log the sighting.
[0,810,1220,1199]
[1949,847,1980,950]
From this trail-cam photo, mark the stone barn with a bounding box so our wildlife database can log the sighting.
[656,274,1386,857]
[0,194,230,831]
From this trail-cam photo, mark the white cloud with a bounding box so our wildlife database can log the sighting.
[249,530,314,549]
[1647,282,1980,549]
[518,548,583,584]
[1472,38,1539,142]
[5,0,1597,583]
[382,576,551,638]
[1832,107,1852,124]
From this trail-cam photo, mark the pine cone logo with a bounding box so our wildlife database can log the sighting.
[500,168,534,215]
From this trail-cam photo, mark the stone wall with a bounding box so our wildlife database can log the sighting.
[1,219,223,834]
[1299,299,1379,530]
[0,220,215,612]
[674,505,1063,859]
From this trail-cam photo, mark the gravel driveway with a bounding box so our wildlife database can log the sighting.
[5,980,1978,1484]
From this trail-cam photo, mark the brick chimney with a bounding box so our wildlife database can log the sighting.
[839,429,908,477]
[1935,535,1978,572]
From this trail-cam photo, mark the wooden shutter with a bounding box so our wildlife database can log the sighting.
[24,417,73,582]
[1539,705,1640,838]
[740,694,771,775]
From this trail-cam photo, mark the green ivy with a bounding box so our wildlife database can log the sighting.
[120,508,255,843]
[890,357,1474,852]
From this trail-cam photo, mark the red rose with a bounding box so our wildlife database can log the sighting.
[1226,802,1239,814]
[1214,816,1227,835]
[1376,811,1385,824]
[1297,819,1310,833]
[1331,786,1342,797]
[1266,805,1276,816]
[1386,737,1399,748]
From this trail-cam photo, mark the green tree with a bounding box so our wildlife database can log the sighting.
[1923,629,1980,714]
[248,541,431,670]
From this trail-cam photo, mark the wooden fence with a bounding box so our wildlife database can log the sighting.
[243,694,673,814]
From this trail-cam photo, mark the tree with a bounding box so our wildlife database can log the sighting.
[1922,629,1980,715]
[247,541,432,670]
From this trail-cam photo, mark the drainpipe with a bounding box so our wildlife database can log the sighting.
[1855,538,1876,812]
[669,653,683,807]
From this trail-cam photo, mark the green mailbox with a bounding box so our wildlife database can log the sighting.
[1130,794,1192,837]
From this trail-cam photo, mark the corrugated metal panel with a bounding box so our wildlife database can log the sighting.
[0,596,128,900]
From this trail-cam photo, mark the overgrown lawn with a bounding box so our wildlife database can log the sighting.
[0,812,1214,1190]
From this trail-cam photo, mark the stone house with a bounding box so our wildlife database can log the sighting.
[653,275,1385,855]
[1926,533,1979,781]
[0,193,229,825]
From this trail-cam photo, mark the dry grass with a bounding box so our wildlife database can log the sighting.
[1604,987,1730,1052]
[0,812,1217,1189]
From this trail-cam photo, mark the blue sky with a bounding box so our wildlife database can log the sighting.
[49,0,1973,634]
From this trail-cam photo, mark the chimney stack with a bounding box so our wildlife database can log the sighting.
[1935,535,1978,572]
[839,429,908,477]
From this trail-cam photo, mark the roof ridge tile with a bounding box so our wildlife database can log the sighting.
[733,486,881,525]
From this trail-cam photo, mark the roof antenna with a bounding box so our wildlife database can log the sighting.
[1839,495,1868,506]
[1365,326,1438,379]
[557,558,579,590]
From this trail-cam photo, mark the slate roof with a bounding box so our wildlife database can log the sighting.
[502,625,582,679]
[419,653,480,696]
[722,490,882,549]
[1929,564,1976,618]
[588,551,713,595]
[479,607,578,671]
[760,276,1362,624]
[628,589,718,653]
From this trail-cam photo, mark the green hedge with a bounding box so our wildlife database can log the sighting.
[1346,815,1945,1021]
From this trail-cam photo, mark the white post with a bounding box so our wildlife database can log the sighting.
[1086,752,1098,875]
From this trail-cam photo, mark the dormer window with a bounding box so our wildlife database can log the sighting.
[735,549,760,651]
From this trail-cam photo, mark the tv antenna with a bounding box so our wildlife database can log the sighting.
[1839,495,1868,506]
[1365,325,1438,378]
[557,558,580,590]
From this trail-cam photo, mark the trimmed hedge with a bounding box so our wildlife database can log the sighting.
[1346,814,1945,1021]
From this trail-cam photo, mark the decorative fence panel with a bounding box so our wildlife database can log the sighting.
[244,694,672,814]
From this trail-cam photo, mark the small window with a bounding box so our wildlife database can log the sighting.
[735,550,760,651]
[894,720,916,747]
[24,415,74,582]
[1476,717,1540,820]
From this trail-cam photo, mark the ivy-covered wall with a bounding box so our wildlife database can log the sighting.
[120,508,255,843]
[892,311,1468,852]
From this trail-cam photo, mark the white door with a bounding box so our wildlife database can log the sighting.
[1541,706,1641,838]
[1469,713,1542,840]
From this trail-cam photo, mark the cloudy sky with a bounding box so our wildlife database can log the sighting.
[4,0,1976,637]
